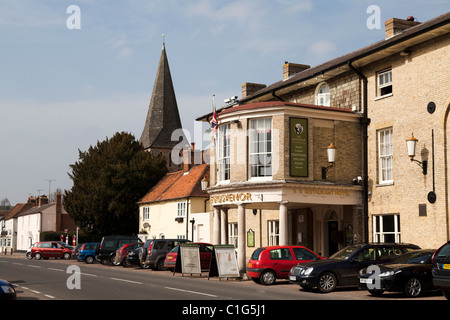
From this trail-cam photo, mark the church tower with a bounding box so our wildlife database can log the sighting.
[140,40,189,171]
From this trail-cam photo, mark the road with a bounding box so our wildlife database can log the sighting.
[0,253,445,303]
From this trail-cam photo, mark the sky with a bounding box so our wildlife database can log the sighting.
[0,0,448,205]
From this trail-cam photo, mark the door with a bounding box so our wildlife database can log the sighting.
[328,221,339,256]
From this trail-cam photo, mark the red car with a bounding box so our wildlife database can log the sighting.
[113,242,143,267]
[247,245,324,285]
[164,243,213,271]
[31,241,74,260]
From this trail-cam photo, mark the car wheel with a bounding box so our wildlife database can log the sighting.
[85,256,95,264]
[34,252,42,260]
[317,272,337,293]
[259,270,276,286]
[156,259,165,271]
[63,253,71,260]
[404,276,422,298]
[368,289,384,297]
[443,290,450,300]
[26,252,32,260]
[122,259,131,268]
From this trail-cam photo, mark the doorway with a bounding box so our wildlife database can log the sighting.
[328,221,339,256]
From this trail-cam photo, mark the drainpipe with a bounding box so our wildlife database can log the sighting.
[348,61,370,243]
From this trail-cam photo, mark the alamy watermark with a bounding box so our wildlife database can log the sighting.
[66,5,81,30]
[366,5,381,30]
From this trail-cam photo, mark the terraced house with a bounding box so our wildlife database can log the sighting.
[197,12,450,275]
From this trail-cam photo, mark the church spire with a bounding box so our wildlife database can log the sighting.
[140,40,188,154]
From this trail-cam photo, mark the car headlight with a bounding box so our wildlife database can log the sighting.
[1,285,15,294]
[303,267,313,276]
[379,270,394,277]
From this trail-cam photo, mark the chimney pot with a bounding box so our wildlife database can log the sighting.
[385,17,421,39]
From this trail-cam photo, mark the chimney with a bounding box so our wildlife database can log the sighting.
[183,142,202,173]
[242,82,266,98]
[38,195,49,207]
[55,192,62,231]
[385,16,421,39]
[283,62,310,80]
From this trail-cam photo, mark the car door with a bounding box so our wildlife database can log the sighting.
[340,247,378,286]
[268,248,294,278]
[53,242,65,258]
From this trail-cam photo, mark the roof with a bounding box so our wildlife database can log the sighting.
[16,203,67,218]
[138,164,209,204]
[196,12,450,121]
[4,203,36,220]
[140,44,188,150]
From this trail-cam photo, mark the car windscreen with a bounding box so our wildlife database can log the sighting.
[250,248,265,260]
[329,246,360,260]
[391,251,432,264]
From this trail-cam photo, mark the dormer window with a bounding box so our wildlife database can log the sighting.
[316,83,330,106]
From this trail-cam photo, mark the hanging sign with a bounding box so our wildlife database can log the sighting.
[290,118,308,177]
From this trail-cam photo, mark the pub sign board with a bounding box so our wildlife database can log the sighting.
[290,118,308,177]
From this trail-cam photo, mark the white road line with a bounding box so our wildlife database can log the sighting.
[82,273,98,277]
[164,286,218,298]
[12,262,23,265]
[45,294,56,299]
[48,268,64,272]
[29,265,41,268]
[30,289,41,294]
[110,277,143,285]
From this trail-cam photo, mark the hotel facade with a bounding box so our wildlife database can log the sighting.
[197,13,450,274]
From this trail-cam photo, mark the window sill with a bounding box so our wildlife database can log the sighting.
[374,93,393,101]
[375,182,394,187]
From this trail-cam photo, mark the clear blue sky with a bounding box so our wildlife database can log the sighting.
[0,0,448,205]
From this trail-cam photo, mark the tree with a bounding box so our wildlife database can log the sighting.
[63,132,167,236]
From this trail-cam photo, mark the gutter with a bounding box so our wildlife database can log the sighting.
[347,61,370,243]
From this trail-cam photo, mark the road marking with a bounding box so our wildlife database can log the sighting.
[82,273,98,277]
[45,294,56,299]
[29,265,41,268]
[12,262,23,265]
[48,268,64,272]
[164,286,218,298]
[30,289,41,294]
[110,277,143,285]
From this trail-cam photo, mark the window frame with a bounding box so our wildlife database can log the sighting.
[268,220,279,246]
[216,123,231,184]
[373,214,401,243]
[248,117,273,181]
[143,206,150,221]
[177,202,187,218]
[377,127,394,184]
[316,82,330,107]
[228,223,238,248]
[377,68,392,98]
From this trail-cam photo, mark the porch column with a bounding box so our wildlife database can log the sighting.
[237,203,246,276]
[279,201,288,246]
[213,207,221,245]
[220,208,228,244]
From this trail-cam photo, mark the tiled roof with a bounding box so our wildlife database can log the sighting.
[4,203,36,220]
[138,164,209,204]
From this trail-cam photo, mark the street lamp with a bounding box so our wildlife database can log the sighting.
[322,143,336,179]
[201,176,208,191]
[406,133,427,175]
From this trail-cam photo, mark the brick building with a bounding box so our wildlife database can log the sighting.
[197,12,450,274]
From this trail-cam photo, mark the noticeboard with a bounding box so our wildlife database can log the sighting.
[209,245,240,279]
[179,243,201,275]
[289,118,308,177]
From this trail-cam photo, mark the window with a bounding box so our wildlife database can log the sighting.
[268,220,279,246]
[373,214,401,243]
[143,207,150,221]
[216,124,230,183]
[228,223,238,247]
[249,118,272,179]
[377,68,392,97]
[378,127,393,184]
[177,202,186,217]
[269,248,292,260]
[316,83,330,106]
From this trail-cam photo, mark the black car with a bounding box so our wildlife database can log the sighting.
[143,239,190,270]
[0,279,16,300]
[432,241,450,300]
[289,243,420,293]
[97,235,142,265]
[359,249,435,297]
[125,239,153,269]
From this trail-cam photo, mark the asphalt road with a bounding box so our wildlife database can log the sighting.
[0,253,445,302]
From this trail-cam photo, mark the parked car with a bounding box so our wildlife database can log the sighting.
[247,245,324,285]
[77,243,100,264]
[432,241,450,300]
[113,242,143,267]
[359,249,435,297]
[30,241,74,260]
[143,239,190,270]
[289,243,420,293]
[164,242,213,271]
[97,235,141,265]
[0,279,16,300]
[126,239,152,269]
[72,243,84,259]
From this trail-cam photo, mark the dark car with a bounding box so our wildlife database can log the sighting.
[289,243,420,293]
[247,245,324,285]
[97,235,141,265]
[77,242,100,264]
[359,249,435,297]
[0,279,16,300]
[126,239,152,269]
[143,239,190,270]
[113,242,143,267]
[432,241,450,300]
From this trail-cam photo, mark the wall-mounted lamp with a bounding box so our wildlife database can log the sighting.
[322,143,336,179]
[201,175,209,191]
[406,133,427,175]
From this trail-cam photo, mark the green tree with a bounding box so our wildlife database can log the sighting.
[63,132,167,236]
